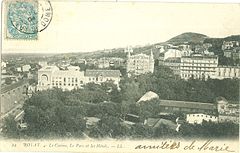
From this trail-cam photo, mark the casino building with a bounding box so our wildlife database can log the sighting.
[37,66,121,91]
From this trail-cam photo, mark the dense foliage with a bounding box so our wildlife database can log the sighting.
[2,65,239,139]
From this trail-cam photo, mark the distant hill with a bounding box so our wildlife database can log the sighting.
[166,32,208,44]
[37,33,240,61]
[204,35,240,44]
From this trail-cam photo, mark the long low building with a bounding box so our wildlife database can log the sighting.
[37,66,121,91]
[159,99,217,115]
[186,113,218,124]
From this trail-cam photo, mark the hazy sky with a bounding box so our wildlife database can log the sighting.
[2,2,240,53]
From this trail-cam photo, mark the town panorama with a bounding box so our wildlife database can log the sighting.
[1,32,239,139]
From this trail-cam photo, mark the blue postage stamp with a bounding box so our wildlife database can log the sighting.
[6,0,38,39]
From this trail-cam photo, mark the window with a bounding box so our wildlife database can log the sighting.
[75,78,78,82]
[89,78,91,81]
[64,78,66,82]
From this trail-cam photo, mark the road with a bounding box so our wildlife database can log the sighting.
[1,79,28,94]
[1,79,29,125]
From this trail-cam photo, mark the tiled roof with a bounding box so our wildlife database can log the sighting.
[146,118,177,130]
[159,99,216,110]
[85,69,121,77]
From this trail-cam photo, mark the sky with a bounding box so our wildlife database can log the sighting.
[2,1,240,53]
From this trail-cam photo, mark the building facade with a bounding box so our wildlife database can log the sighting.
[216,98,239,124]
[37,66,121,91]
[1,61,7,69]
[163,49,182,60]
[222,41,240,50]
[180,54,218,80]
[22,65,31,72]
[37,66,85,91]
[159,99,217,115]
[126,51,154,76]
[211,66,240,79]
[85,69,121,87]
[161,57,181,75]
[186,113,218,124]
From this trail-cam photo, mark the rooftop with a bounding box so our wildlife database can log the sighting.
[85,69,121,78]
[182,54,218,59]
[137,91,159,104]
[159,99,216,110]
[164,57,181,63]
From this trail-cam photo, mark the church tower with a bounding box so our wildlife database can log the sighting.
[149,49,154,73]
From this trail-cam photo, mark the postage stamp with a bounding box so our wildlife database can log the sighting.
[5,0,53,40]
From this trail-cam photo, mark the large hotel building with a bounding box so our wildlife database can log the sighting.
[180,54,218,80]
[126,51,154,75]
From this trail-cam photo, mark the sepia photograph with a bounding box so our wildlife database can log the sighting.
[1,0,239,152]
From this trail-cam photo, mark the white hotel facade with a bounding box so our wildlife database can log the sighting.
[126,51,154,76]
[37,66,121,91]
[180,54,218,80]
[180,54,240,80]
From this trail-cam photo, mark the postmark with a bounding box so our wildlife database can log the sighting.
[6,0,53,40]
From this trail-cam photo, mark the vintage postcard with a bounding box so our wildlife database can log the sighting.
[1,0,240,153]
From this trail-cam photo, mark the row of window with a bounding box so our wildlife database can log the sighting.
[163,106,213,113]
[52,81,83,86]
[181,67,216,70]
[181,63,217,67]
[181,60,217,64]
[181,74,211,79]
[189,114,217,119]
[52,77,82,82]
[218,72,238,77]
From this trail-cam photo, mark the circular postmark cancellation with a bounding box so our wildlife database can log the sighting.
[38,0,53,32]
[8,0,53,35]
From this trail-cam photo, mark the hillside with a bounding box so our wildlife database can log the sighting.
[37,33,240,61]
[204,35,240,44]
[166,32,208,44]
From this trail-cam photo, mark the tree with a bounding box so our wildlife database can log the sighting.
[5,77,12,85]
[139,99,160,120]
[2,115,20,138]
